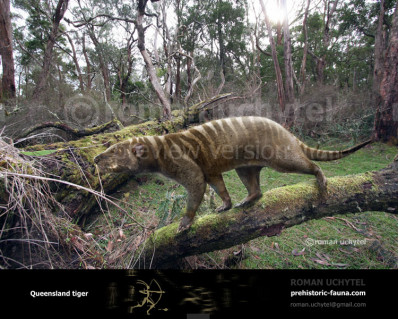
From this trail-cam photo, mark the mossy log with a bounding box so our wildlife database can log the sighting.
[16,118,123,141]
[140,160,398,268]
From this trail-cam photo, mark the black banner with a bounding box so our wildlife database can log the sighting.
[0,269,396,318]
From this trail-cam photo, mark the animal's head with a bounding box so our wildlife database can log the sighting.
[94,141,145,174]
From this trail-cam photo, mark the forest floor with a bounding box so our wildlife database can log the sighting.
[85,140,398,269]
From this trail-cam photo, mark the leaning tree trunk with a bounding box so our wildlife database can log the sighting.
[137,0,172,120]
[140,160,398,268]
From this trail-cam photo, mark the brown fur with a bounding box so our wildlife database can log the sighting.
[94,116,371,232]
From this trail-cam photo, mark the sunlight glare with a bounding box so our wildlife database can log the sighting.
[264,0,286,24]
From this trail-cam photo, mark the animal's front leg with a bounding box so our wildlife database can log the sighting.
[170,159,207,233]
[178,183,206,232]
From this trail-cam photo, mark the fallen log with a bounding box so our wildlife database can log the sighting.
[16,118,123,141]
[140,160,398,268]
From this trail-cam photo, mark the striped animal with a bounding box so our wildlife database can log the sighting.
[94,116,371,232]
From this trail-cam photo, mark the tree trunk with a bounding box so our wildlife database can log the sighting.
[372,0,387,104]
[120,35,135,106]
[183,51,201,107]
[65,32,84,93]
[137,0,172,120]
[312,0,338,85]
[174,0,182,103]
[217,0,226,76]
[0,0,16,101]
[299,0,310,96]
[88,29,112,102]
[373,3,398,142]
[32,0,69,101]
[259,0,285,113]
[82,34,92,91]
[174,54,181,103]
[282,0,295,126]
[141,160,398,268]
[187,53,192,90]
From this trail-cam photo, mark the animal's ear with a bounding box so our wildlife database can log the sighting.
[132,143,145,157]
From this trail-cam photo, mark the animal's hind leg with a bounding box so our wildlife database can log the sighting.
[235,167,263,208]
[206,174,232,212]
[276,156,327,193]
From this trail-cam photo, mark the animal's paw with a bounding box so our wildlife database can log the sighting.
[216,202,232,213]
[177,216,193,233]
[318,180,328,197]
[234,193,262,208]
[234,201,249,208]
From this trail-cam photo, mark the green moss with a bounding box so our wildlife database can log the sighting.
[150,223,179,246]
[327,172,378,194]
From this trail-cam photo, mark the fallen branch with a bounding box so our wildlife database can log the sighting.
[17,118,122,141]
[140,160,398,268]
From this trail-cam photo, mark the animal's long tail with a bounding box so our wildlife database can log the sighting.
[298,139,372,161]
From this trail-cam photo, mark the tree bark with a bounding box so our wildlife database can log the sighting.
[373,3,398,142]
[141,160,398,268]
[259,0,285,113]
[32,0,69,101]
[0,0,16,101]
